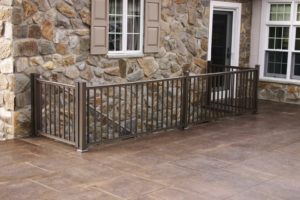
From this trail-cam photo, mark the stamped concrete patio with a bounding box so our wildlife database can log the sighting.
[1,100,300,200]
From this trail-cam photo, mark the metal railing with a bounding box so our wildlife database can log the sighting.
[31,63,259,151]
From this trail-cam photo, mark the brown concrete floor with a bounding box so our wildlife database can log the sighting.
[1,100,300,200]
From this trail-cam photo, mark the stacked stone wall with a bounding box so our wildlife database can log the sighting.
[0,1,13,139]
[4,0,252,139]
[259,82,300,104]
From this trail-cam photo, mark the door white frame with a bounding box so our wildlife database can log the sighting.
[208,1,242,66]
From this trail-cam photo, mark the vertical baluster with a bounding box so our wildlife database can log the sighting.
[151,82,154,131]
[54,86,56,136]
[146,83,149,133]
[124,85,127,135]
[106,87,109,139]
[216,74,220,119]
[188,78,191,124]
[202,77,205,121]
[58,86,61,138]
[231,72,235,114]
[212,75,215,120]
[156,81,159,130]
[161,81,164,129]
[250,71,254,110]
[135,84,138,136]
[50,85,53,135]
[62,87,65,139]
[166,80,169,128]
[86,87,90,142]
[93,88,96,142]
[73,88,76,142]
[224,73,228,115]
[192,77,195,123]
[171,80,174,127]
[44,84,47,133]
[100,88,103,143]
[119,86,122,138]
[130,84,133,134]
[141,83,144,133]
[175,79,179,126]
[113,86,116,139]
[197,77,200,122]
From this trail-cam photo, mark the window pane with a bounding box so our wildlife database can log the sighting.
[282,39,288,50]
[269,39,275,49]
[277,4,284,12]
[297,28,300,38]
[270,4,291,21]
[109,0,123,52]
[271,4,277,12]
[127,16,133,33]
[293,53,300,78]
[128,0,134,15]
[268,62,275,74]
[109,34,115,51]
[135,0,140,15]
[269,27,275,37]
[276,27,282,37]
[274,63,281,74]
[127,34,133,50]
[268,27,289,50]
[115,34,122,50]
[109,16,115,32]
[116,16,122,33]
[275,39,282,49]
[116,0,122,14]
[134,34,140,50]
[109,0,115,14]
[266,51,288,77]
[298,4,300,21]
[134,17,140,33]
[283,27,289,38]
[296,40,300,50]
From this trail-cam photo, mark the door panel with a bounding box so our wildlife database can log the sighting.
[211,11,233,66]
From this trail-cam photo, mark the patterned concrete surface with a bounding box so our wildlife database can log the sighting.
[1,100,300,200]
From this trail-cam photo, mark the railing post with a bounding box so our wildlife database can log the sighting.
[206,61,212,106]
[75,81,88,152]
[253,65,260,114]
[31,73,40,137]
[180,71,190,130]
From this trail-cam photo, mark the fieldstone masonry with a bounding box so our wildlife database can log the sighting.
[0,0,253,139]
[259,82,300,104]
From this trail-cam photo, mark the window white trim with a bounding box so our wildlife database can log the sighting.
[258,0,300,83]
[208,1,242,66]
[108,0,144,56]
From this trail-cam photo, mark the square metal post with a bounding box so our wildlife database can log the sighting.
[253,65,260,114]
[31,73,40,137]
[75,81,88,152]
[180,71,190,129]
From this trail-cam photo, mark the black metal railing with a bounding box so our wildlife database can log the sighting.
[31,63,259,151]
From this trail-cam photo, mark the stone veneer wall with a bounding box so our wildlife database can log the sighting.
[1,0,252,139]
[0,0,18,140]
[259,82,300,104]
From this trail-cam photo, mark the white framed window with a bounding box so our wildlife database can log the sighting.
[259,0,300,83]
[108,0,144,57]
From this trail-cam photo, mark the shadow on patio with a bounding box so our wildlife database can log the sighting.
[1,100,300,200]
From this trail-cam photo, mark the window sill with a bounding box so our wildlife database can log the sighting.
[107,53,144,59]
[260,77,300,86]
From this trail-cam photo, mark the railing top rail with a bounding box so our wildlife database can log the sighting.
[37,78,75,89]
[210,63,254,70]
[87,76,184,89]
[190,68,258,78]
[88,68,257,89]
[35,66,258,90]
